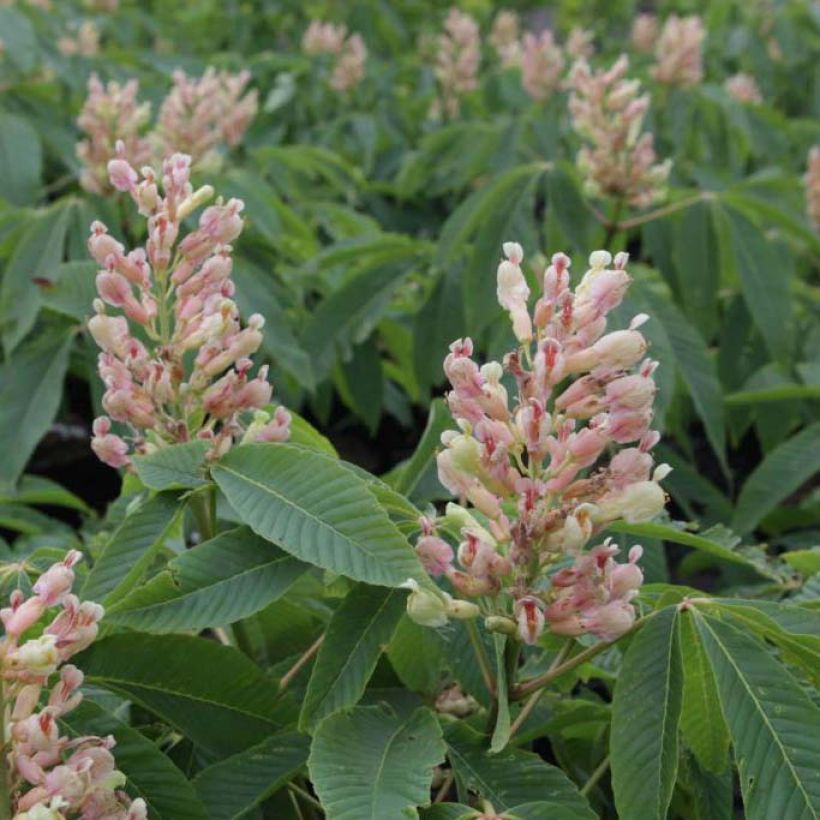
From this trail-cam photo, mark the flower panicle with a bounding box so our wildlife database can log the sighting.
[433,7,481,119]
[0,553,146,820]
[407,244,670,646]
[76,67,257,194]
[568,54,671,208]
[520,30,564,102]
[88,149,290,469]
[301,21,367,93]
[651,14,705,88]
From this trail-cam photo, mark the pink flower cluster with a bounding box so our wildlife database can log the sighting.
[57,20,99,57]
[489,10,521,68]
[76,75,152,195]
[433,8,481,118]
[569,55,671,208]
[520,30,565,102]
[301,21,367,93]
[154,68,259,167]
[630,14,659,54]
[0,552,146,819]
[725,72,763,105]
[88,150,290,469]
[409,245,669,646]
[565,27,594,60]
[651,15,705,88]
[76,69,257,194]
[806,146,820,231]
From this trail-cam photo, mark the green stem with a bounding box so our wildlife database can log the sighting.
[615,191,714,231]
[512,612,656,699]
[288,782,323,812]
[603,197,625,248]
[189,487,216,543]
[466,619,495,696]
[580,755,610,797]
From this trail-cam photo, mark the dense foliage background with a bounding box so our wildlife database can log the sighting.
[0,1,818,818]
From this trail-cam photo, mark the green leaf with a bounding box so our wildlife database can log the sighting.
[695,612,820,820]
[106,526,308,633]
[0,8,37,73]
[192,731,310,820]
[212,443,425,588]
[300,584,406,730]
[783,549,820,576]
[0,200,72,353]
[445,722,595,817]
[82,492,182,605]
[608,521,754,568]
[0,324,74,490]
[702,599,820,684]
[132,441,210,491]
[0,475,90,513]
[732,422,820,534]
[678,611,730,773]
[75,633,289,756]
[435,163,547,331]
[387,615,449,696]
[724,384,820,405]
[719,205,792,362]
[308,705,446,819]
[0,112,42,206]
[673,201,719,338]
[391,398,451,497]
[287,411,338,456]
[610,607,682,820]
[41,261,98,322]
[641,288,728,477]
[62,699,208,820]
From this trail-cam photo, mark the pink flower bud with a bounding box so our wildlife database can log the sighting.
[515,597,545,645]
[108,158,138,191]
[416,535,455,577]
[581,599,635,641]
[1,597,45,637]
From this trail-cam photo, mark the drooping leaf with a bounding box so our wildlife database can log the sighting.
[62,699,208,820]
[0,200,72,353]
[390,398,451,497]
[106,526,308,633]
[75,633,290,756]
[212,443,425,587]
[490,634,512,754]
[695,612,820,820]
[81,492,182,605]
[678,611,730,773]
[0,111,42,206]
[0,475,90,513]
[308,705,446,819]
[445,722,595,817]
[732,422,820,534]
[192,731,310,820]
[719,204,792,363]
[641,288,728,477]
[299,584,406,730]
[0,323,74,491]
[610,607,682,820]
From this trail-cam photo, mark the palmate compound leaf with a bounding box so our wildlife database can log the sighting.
[610,607,682,820]
[212,443,426,588]
[192,730,310,820]
[299,583,407,730]
[105,526,309,633]
[74,633,292,757]
[444,722,596,818]
[694,610,820,820]
[308,705,446,819]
